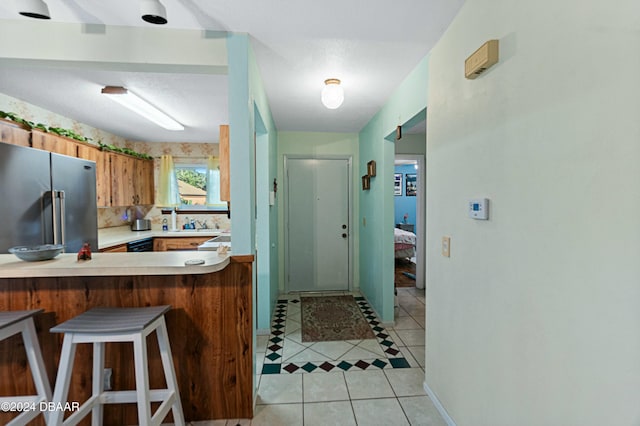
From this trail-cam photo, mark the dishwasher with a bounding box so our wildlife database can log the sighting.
[126,237,154,252]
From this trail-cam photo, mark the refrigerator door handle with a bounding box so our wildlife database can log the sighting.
[58,190,66,250]
[51,190,59,245]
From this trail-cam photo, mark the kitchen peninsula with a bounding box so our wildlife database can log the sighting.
[0,251,253,424]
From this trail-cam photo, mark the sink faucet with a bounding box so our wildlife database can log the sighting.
[196,220,208,230]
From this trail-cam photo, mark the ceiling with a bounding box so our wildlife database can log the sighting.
[0,0,464,143]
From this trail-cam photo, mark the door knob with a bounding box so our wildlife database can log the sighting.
[342,224,347,229]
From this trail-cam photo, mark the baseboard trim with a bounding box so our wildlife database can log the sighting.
[423,381,456,426]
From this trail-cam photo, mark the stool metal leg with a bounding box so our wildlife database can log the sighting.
[91,342,105,426]
[156,318,185,426]
[133,333,153,425]
[50,335,77,426]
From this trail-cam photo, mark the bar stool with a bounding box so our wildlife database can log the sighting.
[49,305,185,426]
[0,309,52,426]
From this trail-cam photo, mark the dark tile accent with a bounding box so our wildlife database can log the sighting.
[277,299,288,303]
[266,353,282,361]
[380,340,393,347]
[376,333,389,339]
[283,363,300,373]
[273,324,285,330]
[319,362,335,372]
[354,360,370,370]
[290,299,300,303]
[262,364,281,374]
[268,344,282,352]
[270,337,283,344]
[385,348,400,356]
[272,330,284,336]
[372,359,388,369]
[337,361,353,371]
[302,362,317,372]
[389,358,411,368]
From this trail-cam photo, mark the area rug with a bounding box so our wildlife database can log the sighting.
[300,295,375,342]
[395,258,416,288]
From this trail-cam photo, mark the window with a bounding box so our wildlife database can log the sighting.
[175,161,226,211]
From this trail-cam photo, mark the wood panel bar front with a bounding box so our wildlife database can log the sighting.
[0,256,253,425]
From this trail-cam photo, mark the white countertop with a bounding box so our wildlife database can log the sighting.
[98,226,225,250]
[0,251,231,278]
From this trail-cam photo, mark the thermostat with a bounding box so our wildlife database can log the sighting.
[468,198,489,220]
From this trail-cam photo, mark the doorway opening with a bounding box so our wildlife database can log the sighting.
[392,113,426,291]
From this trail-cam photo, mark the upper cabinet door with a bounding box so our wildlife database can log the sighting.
[0,119,30,147]
[109,152,136,206]
[77,145,111,207]
[31,130,79,157]
[135,158,155,205]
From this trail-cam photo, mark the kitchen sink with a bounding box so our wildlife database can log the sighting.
[206,235,231,243]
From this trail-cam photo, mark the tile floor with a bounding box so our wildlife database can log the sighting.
[188,287,445,425]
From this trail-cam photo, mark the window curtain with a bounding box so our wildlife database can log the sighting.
[157,155,180,207]
[205,156,224,207]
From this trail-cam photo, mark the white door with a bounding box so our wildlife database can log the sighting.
[286,158,350,292]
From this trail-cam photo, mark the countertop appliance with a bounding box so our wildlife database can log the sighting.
[0,142,98,253]
[131,219,152,231]
[127,237,154,252]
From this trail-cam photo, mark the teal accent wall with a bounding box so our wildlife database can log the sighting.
[227,33,279,333]
[358,55,429,322]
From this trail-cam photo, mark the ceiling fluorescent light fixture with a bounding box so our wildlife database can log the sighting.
[321,78,344,109]
[141,0,167,24]
[17,0,51,19]
[102,86,184,131]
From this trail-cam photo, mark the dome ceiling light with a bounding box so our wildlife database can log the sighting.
[141,0,168,25]
[17,0,51,19]
[321,78,344,109]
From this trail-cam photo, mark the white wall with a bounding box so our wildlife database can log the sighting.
[425,0,640,425]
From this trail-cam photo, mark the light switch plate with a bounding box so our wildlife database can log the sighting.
[442,236,451,257]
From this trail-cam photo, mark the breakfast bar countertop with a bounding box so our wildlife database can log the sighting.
[0,251,231,278]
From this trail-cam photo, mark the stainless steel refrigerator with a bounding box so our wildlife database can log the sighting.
[0,142,98,253]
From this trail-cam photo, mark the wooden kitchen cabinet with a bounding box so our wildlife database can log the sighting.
[99,243,127,252]
[109,152,154,206]
[0,118,30,147]
[77,144,111,207]
[153,236,210,251]
[31,130,81,157]
[135,157,155,205]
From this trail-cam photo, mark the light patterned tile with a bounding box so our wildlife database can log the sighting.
[256,374,303,404]
[398,396,447,426]
[281,339,310,361]
[397,346,420,368]
[393,316,422,330]
[303,401,356,426]
[286,347,332,363]
[308,341,354,360]
[395,329,425,346]
[340,346,384,361]
[385,368,427,397]
[406,346,425,367]
[351,398,409,426]
[303,372,349,402]
[353,339,387,357]
[344,369,394,399]
[252,403,303,426]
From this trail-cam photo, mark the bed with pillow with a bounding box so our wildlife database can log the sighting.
[394,227,416,259]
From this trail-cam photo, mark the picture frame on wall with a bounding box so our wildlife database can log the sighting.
[394,173,403,196]
[406,173,417,196]
[362,175,371,190]
[367,160,377,177]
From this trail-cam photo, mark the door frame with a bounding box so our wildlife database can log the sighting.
[394,154,425,289]
[283,154,354,293]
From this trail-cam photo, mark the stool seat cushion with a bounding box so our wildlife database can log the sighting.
[0,309,44,330]
[50,305,171,334]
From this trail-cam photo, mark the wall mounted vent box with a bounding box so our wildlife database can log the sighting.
[465,40,499,79]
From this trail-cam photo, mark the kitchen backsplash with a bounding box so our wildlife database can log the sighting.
[1,93,229,231]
